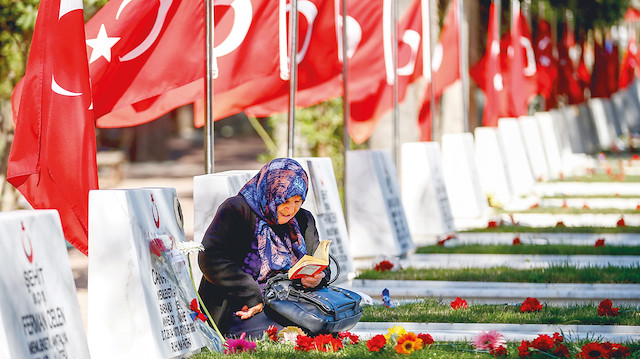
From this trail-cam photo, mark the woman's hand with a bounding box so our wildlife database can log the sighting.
[301,272,325,288]
[235,303,264,320]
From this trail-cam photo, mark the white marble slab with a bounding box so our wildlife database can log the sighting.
[625,80,640,132]
[400,142,456,245]
[497,118,536,196]
[441,133,489,219]
[588,98,616,151]
[0,210,90,359]
[534,112,565,179]
[88,188,219,358]
[576,103,600,155]
[474,127,513,206]
[518,116,550,182]
[346,150,414,259]
[295,157,355,282]
[560,106,587,154]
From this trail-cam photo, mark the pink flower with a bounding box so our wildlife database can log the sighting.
[450,297,468,310]
[472,330,506,351]
[223,333,256,354]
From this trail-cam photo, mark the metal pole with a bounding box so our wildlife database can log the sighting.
[421,0,437,141]
[392,0,399,165]
[287,0,299,158]
[204,0,215,174]
[341,0,350,223]
[458,0,469,132]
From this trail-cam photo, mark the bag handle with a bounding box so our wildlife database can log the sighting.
[328,253,340,285]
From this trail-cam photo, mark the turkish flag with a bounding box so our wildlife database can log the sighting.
[556,24,583,104]
[8,0,97,255]
[505,7,537,116]
[243,0,342,117]
[606,40,620,94]
[347,0,424,144]
[533,19,557,107]
[619,33,638,89]
[470,2,504,127]
[85,0,206,128]
[577,38,591,91]
[591,38,610,98]
[418,0,460,140]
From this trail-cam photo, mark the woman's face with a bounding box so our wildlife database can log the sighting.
[276,195,303,224]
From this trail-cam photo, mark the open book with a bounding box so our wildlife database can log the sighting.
[288,240,331,279]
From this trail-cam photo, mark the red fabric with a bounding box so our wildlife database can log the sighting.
[591,39,610,98]
[556,25,583,104]
[625,7,640,22]
[505,9,537,116]
[8,0,98,255]
[85,0,206,128]
[470,2,504,126]
[606,41,620,94]
[577,38,591,91]
[347,0,424,144]
[619,35,638,89]
[533,19,557,107]
[418,0,460,140]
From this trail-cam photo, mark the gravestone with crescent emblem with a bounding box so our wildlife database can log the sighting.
[0,210,90,359]
[400,142,456,245]
[88,188,222,358]
[346,150,414,259]
[295,157,355,282]
[191,170,257,286]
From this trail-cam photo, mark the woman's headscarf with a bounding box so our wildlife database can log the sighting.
[239,158,309,281]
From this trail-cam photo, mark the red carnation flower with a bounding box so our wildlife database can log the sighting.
[295,335,315,352]
[338,331,359,345]
[518,340,532,358]
[491,345,508,357]
[531,334,554,351]
[529,203,540,209]
[487,220,499,228]
[374,260,394,272]
[555,221,565,227]
[598,299,619,317]
[418,333,434,345]
[594,238,606,247]
[617,217,626,227]
[520,297,543,312]
[366,334,387,352]
[512,236,521,245]
[313,334,343,352]
[577,342,610,358]
[266,325,278,342]
[450,297,468,310]
[604,342,631,358]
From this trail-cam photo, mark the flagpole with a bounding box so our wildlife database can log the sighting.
[422,0,437,140]
[288,0,300,158]
[204,0,215,174]
[342,0,350,224]
[392,0,399,165]
[458,0,469,132]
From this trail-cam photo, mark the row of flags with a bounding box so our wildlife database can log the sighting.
[7,0,640,253]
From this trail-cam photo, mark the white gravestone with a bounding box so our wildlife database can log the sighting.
[605,94,626,137]
[577,103,600,155]
[474,127,513,205]
[192,170,256,286]
[346,150,414,259]
[534,112,564,179]
[0,210,90,359]
[441,133,489,218]
[498,118,536,196]
[401,142,456,245]
[88,188,221,359]
[560,106,587,154]
[588,98,615,151]
[295,157,355,282]
[518,116,551,182]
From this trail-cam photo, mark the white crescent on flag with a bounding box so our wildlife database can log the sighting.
[119,0,173,62]
[52,0,84,96]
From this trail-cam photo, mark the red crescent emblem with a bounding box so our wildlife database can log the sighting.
[21,222,34,263]
[151,194,160,228]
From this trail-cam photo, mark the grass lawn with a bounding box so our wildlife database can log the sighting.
[415,244,640,255]
[550,174,640,182]
[460,225,640,233]
[361,299,640,326]
[355,265,640,283]
[495,207,640,215]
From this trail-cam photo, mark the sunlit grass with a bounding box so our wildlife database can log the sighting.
[550,174,640,182]
[495,206,640,214]
[416,244,640,255]
[460,225,640,233]
[355,265,640,283]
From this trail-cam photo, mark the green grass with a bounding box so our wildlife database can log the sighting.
[190,338,640,358]
[550,174,640,182]
[415,244,640,255]
[495,206,640,215]
[361,299,640,326]
[355,265,640,283]
[542,194,640,199]
[460,224,640,233]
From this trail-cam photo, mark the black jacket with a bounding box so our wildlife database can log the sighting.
[198,195,327,333]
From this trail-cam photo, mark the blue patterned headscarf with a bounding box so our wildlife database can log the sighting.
[240,158,309,281]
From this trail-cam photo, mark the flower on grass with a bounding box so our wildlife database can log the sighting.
[385,325,407,341]
[418,333,434,345]
[295,335,314,351]
[451,297,468,310]
[555,221,565,227]
[513,236,521,245]
[265,325,278,342]
[531,334,554,351]
[518,340,533,357]
[374,260,394,272]
[529,202,539,209]
[472,330,506,351]
[602,342,631,358]
[520,297,543,312]
[487,220,499,228]
[312,334,343,352]
[577,342,610,358]
[518,333,569,358]
[491,346,508,357]
[594,238,606,247]
[366,334,387,352]
[598,299,619,316]
[278,326,305,344]
[395,332,424,355]
[617,216,626,227]
[338,331,359,345]
[224,333,256,354]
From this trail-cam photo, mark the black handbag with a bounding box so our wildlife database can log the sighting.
[263,254,363,334]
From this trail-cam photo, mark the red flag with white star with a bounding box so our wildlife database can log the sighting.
[8,0,97,255]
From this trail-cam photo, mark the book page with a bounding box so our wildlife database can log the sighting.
[312,240,331,261]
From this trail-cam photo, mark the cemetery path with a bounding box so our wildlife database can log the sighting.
[69,132,266,332]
